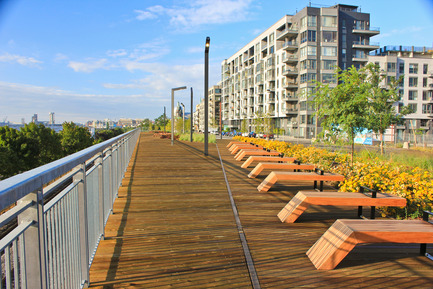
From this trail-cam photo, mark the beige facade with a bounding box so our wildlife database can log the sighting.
[194,84,222,132]
[369,46,433,140]
[221,4,379,138]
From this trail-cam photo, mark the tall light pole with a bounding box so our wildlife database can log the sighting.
[171,86,187,145]
[180,103,185,134]
[190,87,193,142]
[204,36,210,156]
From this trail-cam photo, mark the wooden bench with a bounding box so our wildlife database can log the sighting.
[230,144,263,154]
[257,168,344,192]
[248,162,316,178]
[307,211,433,270]
[226,141,245,148]
[241,156,296,168]
[234,149,281,161]
[277,189,407,223]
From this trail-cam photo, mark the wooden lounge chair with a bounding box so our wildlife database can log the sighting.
[234,149,281,161]
[277,188,407,223]
[226,141,245,148]
[248,162,316,178]
[306,211,433,270]
[257,168,344,192]
[241,156,295,169]
[230,144,263,154]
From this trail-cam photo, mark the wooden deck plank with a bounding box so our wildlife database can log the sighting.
[88,136,433,288]
[89,134,251,288]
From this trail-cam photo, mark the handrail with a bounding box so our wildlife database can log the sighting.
[0,129,138,212]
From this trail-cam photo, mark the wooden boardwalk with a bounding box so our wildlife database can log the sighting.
[89,133,433,288]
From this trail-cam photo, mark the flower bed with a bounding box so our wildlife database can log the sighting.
[234,136,433,219]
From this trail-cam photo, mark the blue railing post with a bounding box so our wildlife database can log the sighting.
[18,188,48,289]
[74,163,89,287]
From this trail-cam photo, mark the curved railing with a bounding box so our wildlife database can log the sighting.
[0,128,140,288]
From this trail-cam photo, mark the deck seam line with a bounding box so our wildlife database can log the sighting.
[215,141,261,289]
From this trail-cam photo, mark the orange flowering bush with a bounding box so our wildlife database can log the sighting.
[233,136,433,219]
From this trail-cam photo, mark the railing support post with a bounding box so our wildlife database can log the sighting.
[96,153,105,240]
[107,148,114,213]
[18,188,47,289]
[74,163,89,287]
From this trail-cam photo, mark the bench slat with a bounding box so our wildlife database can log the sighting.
[241,156,296,168]
[248,163,315,178]
[307,219,433,270]
[278,190,407,223]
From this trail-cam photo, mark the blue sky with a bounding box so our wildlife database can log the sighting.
[0,0,432,124]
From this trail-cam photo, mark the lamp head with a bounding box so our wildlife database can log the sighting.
[205,37,210,52]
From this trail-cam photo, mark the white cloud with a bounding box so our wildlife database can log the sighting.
[68,58,108,73]
[0,53,42,67]
[134,0,254,31]
[107,49,128,57]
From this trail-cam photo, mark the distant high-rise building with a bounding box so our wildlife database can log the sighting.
[21,118,25,125]
[49,112,55,125]
[31,114,38,123]
[221,4,379,138]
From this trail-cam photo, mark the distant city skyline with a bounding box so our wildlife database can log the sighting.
[1,0,432,123]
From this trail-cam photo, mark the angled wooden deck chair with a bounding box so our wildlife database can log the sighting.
[277,187,407,223]
[248,161,315,178]
[306,211,433,270]
[230,144,263,154]
[226,141,245,148]
[234,149,281,161]
[241,155,296,168]
[257,168,344,193]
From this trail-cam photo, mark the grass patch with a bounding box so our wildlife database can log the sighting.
[179,133,216,143]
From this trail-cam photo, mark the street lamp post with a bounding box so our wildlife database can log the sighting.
[171,86,187,145]
[180,103,185,134]
[190,88,193,142]
[204,36,210,156]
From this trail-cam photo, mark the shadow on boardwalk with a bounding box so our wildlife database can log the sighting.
[89,133,433,288]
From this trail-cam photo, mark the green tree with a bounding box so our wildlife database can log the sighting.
[154,114,169,131]
[240,119,248,133]
[93,128,125,144]
[60,122,93,155]
[363,63,411,154]
[253,111,265,133]
[20,123,63,165]
[314,66,368,163]
[141,118,153,131]
[0,126,27,178]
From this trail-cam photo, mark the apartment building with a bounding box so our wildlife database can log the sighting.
[194,84,222,132]
[369,46,433,140]
[221,4,379,138]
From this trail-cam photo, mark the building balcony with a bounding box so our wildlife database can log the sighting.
[286,108,298,115]
[352,26,380,35]
[283,69,298,77]
[352,41,380,50]
[284,82,298,89]
[429,71,433,78]
[283,55,298,63]
[268,97,275,104]
[352,56,368,62]
[283,41,298,51]
[283,94,298,101]
[276,27,299,40]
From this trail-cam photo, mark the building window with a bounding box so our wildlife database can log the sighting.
[300,16,307,28]
[399,62,404,74]
[270,46,274,54]
[423,91,429,100]
[322,60,337,70]
[408,77,418,87]
[354,20,365,30]
[307,46,316,56]
[353,50,366,59]
[409,63,418,74]
[300,73,316,83]
[387,63,396,72]
[322,46,337,56]
[424,64,428,74]
[308,15,317,26]
[422,104,433,114]
[301,30,316,43]
[408,90,418,100]
[322,16,337,27]
[424,77,428,87]
[300,59,316,70]
[322,31,337,43]
[322,74,336,84]
[408,103,417,113]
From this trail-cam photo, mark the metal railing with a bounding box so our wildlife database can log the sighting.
[0,128,140,288]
